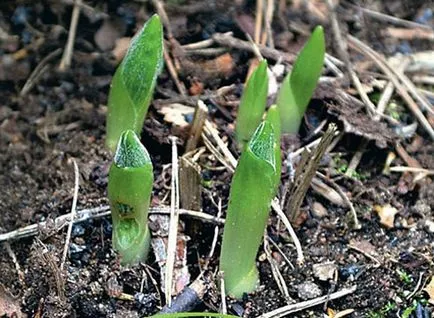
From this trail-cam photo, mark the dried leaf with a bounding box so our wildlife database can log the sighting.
[424,276,434,305]
[374,204,398,228]
[318,83,397,148]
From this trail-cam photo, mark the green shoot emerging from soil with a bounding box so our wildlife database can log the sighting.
[235,60,269,149]
[220,121,279,298]
[106,14,164,152]
[276,26,325,134]
[108,130,154,264]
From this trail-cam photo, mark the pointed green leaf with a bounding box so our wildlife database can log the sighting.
[277,26,325,134]
[106,14,164,151]
[108,130,154,264]
[220,121,279,298]
[265,105,281,185]
[235,60,269,149]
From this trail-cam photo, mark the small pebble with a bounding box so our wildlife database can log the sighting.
[69,243,86,254]
[72,224,85,237]
[311,202,328,219]
[135,293,157,309]
[89,281,102,295]
[296,282,322,300]
[74,237,85,245]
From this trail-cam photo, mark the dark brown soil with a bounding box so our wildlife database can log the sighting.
[0,1,433,317]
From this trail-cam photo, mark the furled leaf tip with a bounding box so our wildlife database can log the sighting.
[248,121,276,170]
[121,14,164,107]
[114,130,151,168]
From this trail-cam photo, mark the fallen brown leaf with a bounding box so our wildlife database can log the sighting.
[424,276,434,305]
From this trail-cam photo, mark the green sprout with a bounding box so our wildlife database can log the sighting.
[265,104,281,185]
[276,26,325,134]
[401,300,418,318]
[106,15,164,152]
[220,121,279,298]
[235,60,269,149]
[108,130,154,264]
[366,302,397,318]
[397,269,413,284]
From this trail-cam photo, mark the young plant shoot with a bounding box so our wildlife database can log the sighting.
[220,121,279,299]
[235,59,269,149]
[276,26,325,134]
[106,15,164,152]
[265,105,281,185]
[108,130,154,264]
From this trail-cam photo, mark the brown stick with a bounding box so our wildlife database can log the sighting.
[59,0,81,71]
[348,36,434,140]
[258,285,357,318]
[212,33,295,63]
[185,100,208,152]
[326,0,377,116]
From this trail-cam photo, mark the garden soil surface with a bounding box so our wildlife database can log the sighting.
[0,0,433,317]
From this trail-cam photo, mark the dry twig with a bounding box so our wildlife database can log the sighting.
[348,36,434,140]
[165,137,180,305]
[212,33,295,63]
[261,0,275,47]
[286,124,338,222]
[0,206,224,242]
[348,4,433,30]
[164,47,187,96]
[383,27,434,41]
[263,232,292,302]
[4,243,24,284]
[206,199,223,267]
[21,48,62,96]
[59,0,81,71]
[258,285,357,318]
[254,0,264,44]
[326,0,377,116]
[60,159,79,271]
[185,100,208,152]
[316,172,361,230]
[271,200,304,265]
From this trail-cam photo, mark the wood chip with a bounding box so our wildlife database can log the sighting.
[158,104,194,128]
[374,204,398,228]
